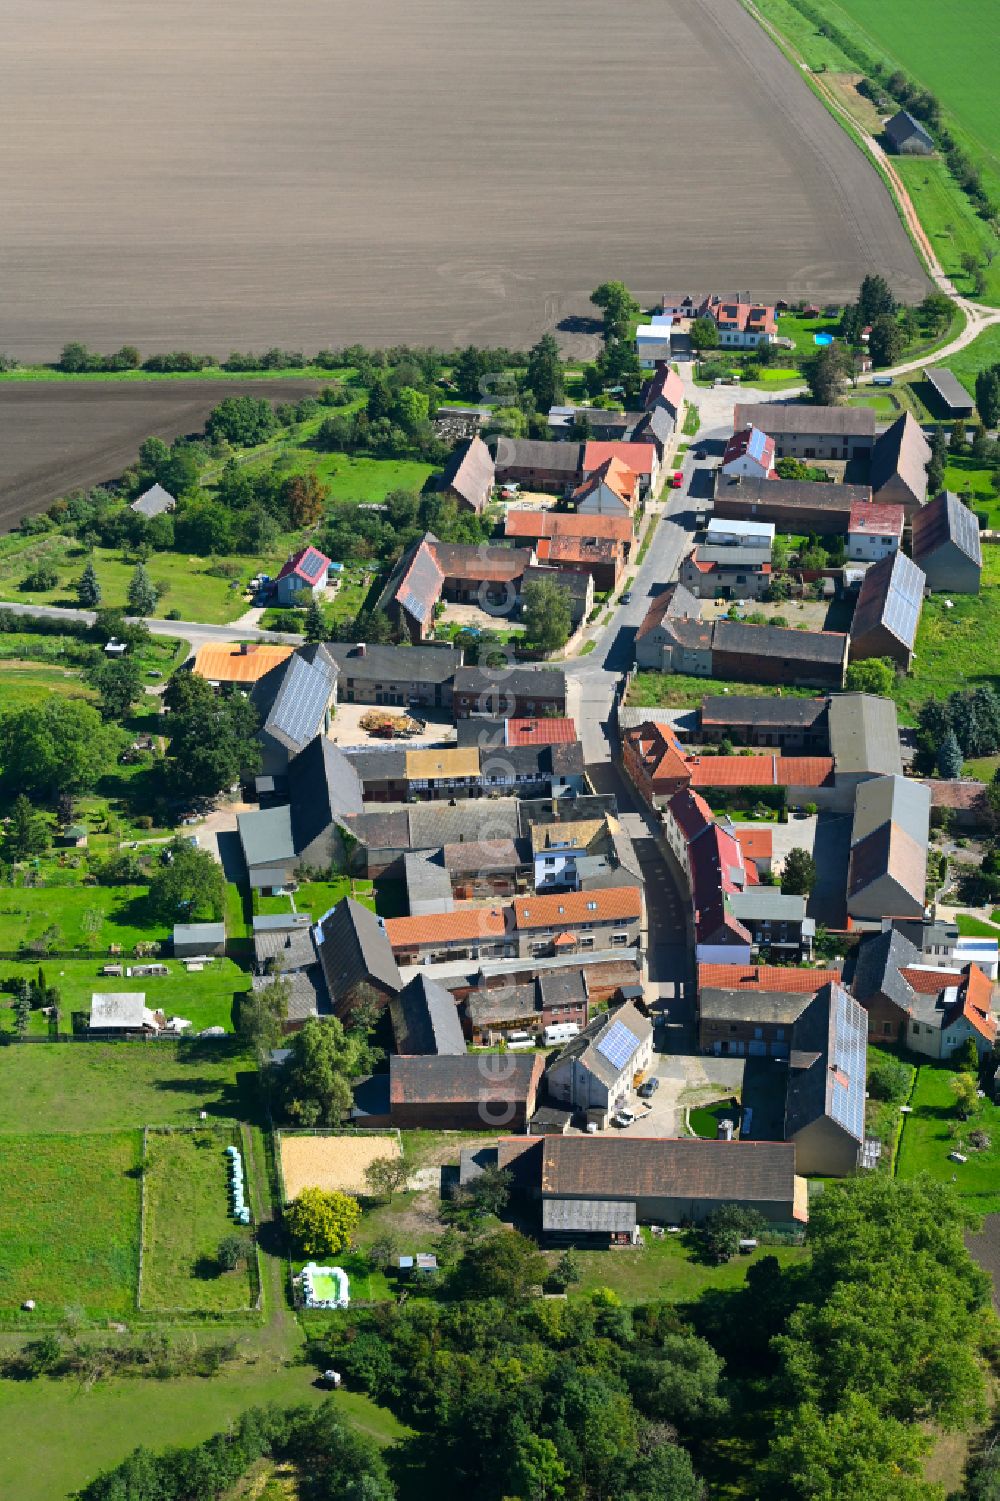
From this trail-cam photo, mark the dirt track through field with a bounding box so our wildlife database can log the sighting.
[0,0,927,365]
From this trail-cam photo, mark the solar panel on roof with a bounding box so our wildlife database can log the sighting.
[882,553,924,647]
[297,549,326,581]
[270,657,334,748]
[829,991,866,1141]
[748,428,768,462]
[595,1018,640,1071]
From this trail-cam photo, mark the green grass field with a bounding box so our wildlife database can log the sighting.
[0,957,249,1035]
[954,915,1000,938]
[249,447,434,507]
[894,158,1000,302]
[896,1063,1000,1212]
[573,1226,807,1303]
[932,325,1000,402]
[0,1040,251,1131]
[0,365,354,384]
[0,1131,141,1318]
[892,544,1000,721]
[628,672,813,710]
[0,883,158,952]
[140,1128,255,1311]
[0,661,98,708]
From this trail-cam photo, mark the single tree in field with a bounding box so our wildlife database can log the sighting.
[303,598,326,644]
[702,1204,766,1263]
[147,839,226,923]
[217,1234,250,1271]
[951,1071,979,1119]
[76,560,102,609]
[589,281,640,343]
[521,577,572,654]
[127,562,158,616]
[936,729,963,780]
[85,655,146,722]
[857,273,896,323]
[281,472,326,527]
[286,1187,361,1257]
[781,847,817,896]
[804,343,850,405]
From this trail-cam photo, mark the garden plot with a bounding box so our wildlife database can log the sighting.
[279,1132,401,1200]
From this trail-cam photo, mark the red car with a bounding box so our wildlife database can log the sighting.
[670,470,684,488]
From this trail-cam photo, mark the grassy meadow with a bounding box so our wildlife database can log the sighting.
[0,1131,141,1318]
[896,1063,1000,1212]
[140,1128,256,1312]
[892,543,1000,721]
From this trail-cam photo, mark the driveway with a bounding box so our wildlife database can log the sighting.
[326,703,456,748]
[614,1052,746,1137]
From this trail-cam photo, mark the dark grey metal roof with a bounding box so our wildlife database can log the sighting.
[313,897,402,1002]
[238,805,295,869]
[922,368,974,412]
[701,695,828,729]
[454,665,566,700]
[848,928,920,1014]
[542,1198,637,1233]
[288,736,364,852]
[713,619,848,665]
[850,550,925,650]
[885,110,934,149]
[827,693,902,777]
[391,972,466,1055]
[173,921,225,946]
[130,482,176,517]
[327,642,460,685]
[784,984,866,1145]
[911,491,982,569]
[734,403,875,437]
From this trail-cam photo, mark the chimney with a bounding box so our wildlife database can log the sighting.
[353,642,367,658]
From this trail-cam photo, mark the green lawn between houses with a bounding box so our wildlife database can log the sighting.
[627,672,814,710]
[0,957,249,1036]
[891,543,1000,722]
[896,1062,1000,1213]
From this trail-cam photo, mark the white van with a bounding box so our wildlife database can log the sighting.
[544,1022,580,1048]
[506,1031,536,1050]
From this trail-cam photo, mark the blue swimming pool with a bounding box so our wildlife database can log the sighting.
[814,332,834,346]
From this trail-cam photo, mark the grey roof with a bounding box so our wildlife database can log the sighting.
[870,413,931,505]
[701,695,828,730]
[390,1051,541,1105]
[885,109,935,150]
[253,913,313,933]
[465,982,538,1026]
[440,838,523,873]
[849,928,920,1014]
[733,403,875,438]
[828,694,902,778]
[726,889,808,922]
[326,642,460,685]
[540,1135,798,1206]
[453,665,566,701]
[698,988,812,1026]
[632,405,675,448]
[253,645,338,755]
[403,852,454,913]
[911,491,982,570]
[391,972,467,1055]
[408,799,521,850]
[542,1198,637,1233]
[693,545,772,569]
[345,746,408,783]
[378,534,444,625]
[90,992,148,1028]
[254,924,317,970]
[521,565,592,603]
[851,774,931,847]
[549,1000,651,1089]
[238,805,295,870]
[456,717,508,749]
[714,476,871,512]
[341,809,411,851]
[254,966,327,1024]
[288,735,364,850]
[495,439,584,473]
[130,482,177,517]
[713,618,848,666]
[850,551,925,651]
[173,922,225,946]
[313,898,402,1002]
[922,367,974,412]
[784,984,867,1146]
[537,966,589,1012]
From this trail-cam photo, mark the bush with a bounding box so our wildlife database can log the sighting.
[866,1049,911,1104]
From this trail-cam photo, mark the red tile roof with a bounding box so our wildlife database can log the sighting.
[512,886,642,930]
[688,755,833,789]
[537,535,622,566]
[698,963,842,993]
[504,510,634,543]
[900,965,963,994]
[571,456,638,507]
[385,908,507,949]
[583,441,655,476]
[506,717,577,746]
[642,365,685,412]
[848,499,905,537]
[735,827,773,861]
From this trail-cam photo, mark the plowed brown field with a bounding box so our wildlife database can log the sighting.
[0,0,927,363]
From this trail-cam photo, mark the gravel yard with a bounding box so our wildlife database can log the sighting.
[279,1132,401,1200]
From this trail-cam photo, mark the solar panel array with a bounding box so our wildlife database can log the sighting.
[945,492,982,563]
[829,990,866,1141]
[399,547,444,623]
[747,427,768,463]
[298,548,327,582]
[882,552,925,648]
[595,1018,640,1072]
[270,656,335,748]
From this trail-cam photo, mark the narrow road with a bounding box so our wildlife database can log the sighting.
[0,599,303,658]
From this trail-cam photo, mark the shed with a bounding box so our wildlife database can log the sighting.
[90,992,160,1032]
[173,921,226,958]
[922,367,975,418]
[884,110,934,156]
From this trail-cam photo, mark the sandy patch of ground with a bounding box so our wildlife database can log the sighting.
[279,1132,401,1200]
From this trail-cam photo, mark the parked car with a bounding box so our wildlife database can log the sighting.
[694,449,706,460]
[614,1108,636,1128]
[670,471,684,487]
[637,1077,660,1099]
[621,590,632,604]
